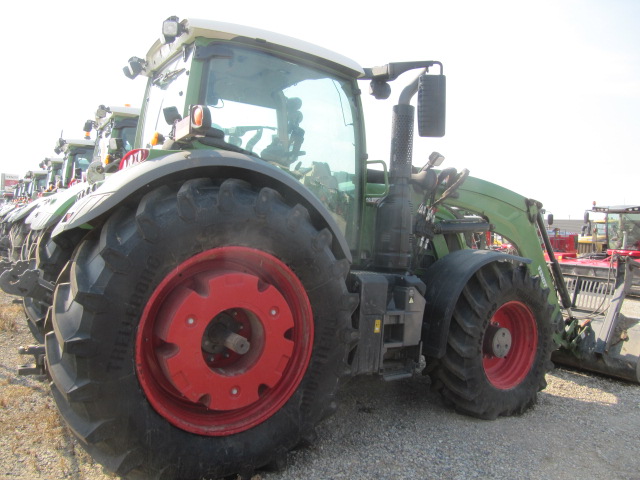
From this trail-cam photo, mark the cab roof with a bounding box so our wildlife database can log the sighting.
[107,105,141,118]
[592,205,640,214]
[143,18,364,79]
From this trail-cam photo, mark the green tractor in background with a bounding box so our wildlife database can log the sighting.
[0,137,93,341]
[84,104,140,182]
[39,157,64,193]
[0,106,139,342]
[0,169,49,262]
[0,158,62,259]
[18,136,95,257]
[42,17,567,480]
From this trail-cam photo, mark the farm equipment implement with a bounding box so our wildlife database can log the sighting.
[547,205,640,383]
[551,254,640,382]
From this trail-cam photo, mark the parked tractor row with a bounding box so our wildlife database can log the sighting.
[0,16,637,480]
[0,105,140,341]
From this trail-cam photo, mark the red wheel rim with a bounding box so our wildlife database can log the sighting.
[135,246,313,436]
[482,301,538,389]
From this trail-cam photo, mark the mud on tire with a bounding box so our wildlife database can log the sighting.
[46,178,356,479]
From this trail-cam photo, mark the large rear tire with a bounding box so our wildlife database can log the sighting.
[434,261,557,419]
[21,229,49,341]
[20,227,75,341]
[46,178,355,479]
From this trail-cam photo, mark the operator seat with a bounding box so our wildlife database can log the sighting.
[261,97,305,167]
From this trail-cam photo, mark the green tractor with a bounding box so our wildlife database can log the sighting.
[0,158,61,261]
[45,17,564,480]
[39,157,64,193]
[83,104,140,182]
[0,138,93,336]
[0,106,139,342]
[0,169,48,262]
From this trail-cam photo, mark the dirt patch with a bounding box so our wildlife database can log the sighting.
[0,301,20,334]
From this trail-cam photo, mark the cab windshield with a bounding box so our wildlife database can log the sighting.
[607,213,640,250]
[142,42,362,243]
[96,124,138,164]
[62,149,93,186]
[117,125,137,153]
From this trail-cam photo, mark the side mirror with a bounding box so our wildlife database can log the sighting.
[54,138,65,155]
[417,73,446,137]
[583,211,590,223]
[163,106,182,125]
[547,213,554,226]
[123,57,145,79]
[83,120,93,135]
[428,151,445,167]
[95,105,110,119]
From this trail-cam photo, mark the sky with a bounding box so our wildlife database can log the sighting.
[2,0,638,219]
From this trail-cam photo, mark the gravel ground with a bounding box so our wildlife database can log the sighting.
[1,290,639,480]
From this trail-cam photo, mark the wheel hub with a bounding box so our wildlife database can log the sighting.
[482,300,538,389]
[154,271,293,411]
[202,311,251,356]
[483,324,512,358]
[136,246,314,436]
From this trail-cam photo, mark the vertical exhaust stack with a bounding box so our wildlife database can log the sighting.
[372,65,445,271]
[374,102,415,271]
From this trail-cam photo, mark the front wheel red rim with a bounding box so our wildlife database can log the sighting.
[135,246,314,436]
[482,301,538,389]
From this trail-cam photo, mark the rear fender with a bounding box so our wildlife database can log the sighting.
[7,197,46,223]
[422,249,531,358]
[26,182,90,231]
[52,149,352,262]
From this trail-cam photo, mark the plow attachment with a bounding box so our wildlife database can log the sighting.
[552,256,640,383]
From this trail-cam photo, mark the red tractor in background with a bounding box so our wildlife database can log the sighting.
[550,204,640,383]
[556,205,640,291]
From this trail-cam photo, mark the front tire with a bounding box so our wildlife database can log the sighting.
[46,178,355,479]
[9,220,29,262]
[434,261,557,419]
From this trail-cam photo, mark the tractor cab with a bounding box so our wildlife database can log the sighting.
[125,19,365,247]
[31,171,48,197]
[53,137,95,188]
[595,205,640,255]
[22,170,48,200]
[83,104,140,175]
[579,205,640,257]
[39,157,64,193]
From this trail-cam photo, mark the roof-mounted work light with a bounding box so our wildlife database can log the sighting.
[162,16,183,44]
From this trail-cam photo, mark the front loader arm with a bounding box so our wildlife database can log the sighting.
[427,174,560,310]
